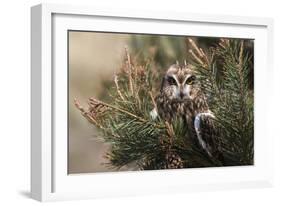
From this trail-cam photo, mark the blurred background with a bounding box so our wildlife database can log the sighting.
[68,31,253,174]
[69,32,128,173]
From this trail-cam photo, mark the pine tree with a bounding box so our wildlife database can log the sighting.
[75,38,254,170]
[188,38,254,166]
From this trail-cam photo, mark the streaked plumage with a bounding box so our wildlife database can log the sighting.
[152,64,221,158]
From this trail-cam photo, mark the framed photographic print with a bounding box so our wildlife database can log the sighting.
[31,3,274,201]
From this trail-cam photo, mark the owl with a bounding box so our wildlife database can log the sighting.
[151,64,221,159]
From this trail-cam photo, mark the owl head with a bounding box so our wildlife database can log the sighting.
[160,64,198,102]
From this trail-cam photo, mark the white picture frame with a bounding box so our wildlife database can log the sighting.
[31,3,274,202]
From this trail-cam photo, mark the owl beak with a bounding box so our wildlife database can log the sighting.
[179,92,184,99]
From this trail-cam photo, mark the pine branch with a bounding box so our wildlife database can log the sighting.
[188,38,254,165]
[75,39,254,170]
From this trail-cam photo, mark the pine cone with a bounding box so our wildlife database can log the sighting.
[165,152,184,169]
[141,152,184,170]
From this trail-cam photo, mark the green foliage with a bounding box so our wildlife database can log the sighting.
[191,39,254,165]
[75,38,254,170]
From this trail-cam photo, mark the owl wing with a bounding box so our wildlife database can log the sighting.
[194,112,221,158]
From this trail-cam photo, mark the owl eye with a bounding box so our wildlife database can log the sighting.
[167,77,177,85]
[185,76,196,85]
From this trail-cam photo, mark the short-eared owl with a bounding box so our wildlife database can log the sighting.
[151,64,221,158]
